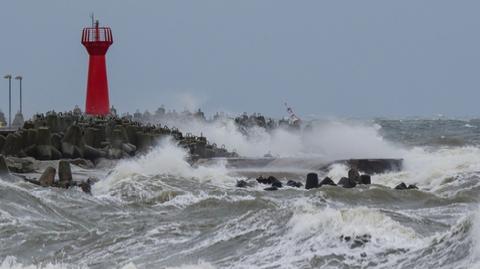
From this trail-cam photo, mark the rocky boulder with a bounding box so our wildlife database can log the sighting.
[394,182,418,190]
[0,155,10,176]
[38,166,56,187]
[286,180,302,188]
[2,133,24,157]
[236,180,248,188]
[61,125,85,158]
[348,168,360,182]
[58,160,73,188]
[0,135,5,153]
[305,173,319,189]
[319,177,336,187]
[35,127,62,160]
[338,177,356,188]
[359,174,371,185]
[5,157,36,173]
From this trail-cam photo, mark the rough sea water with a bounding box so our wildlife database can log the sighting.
[2,118,480,269]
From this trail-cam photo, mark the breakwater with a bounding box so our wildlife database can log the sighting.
[0,111,237,162]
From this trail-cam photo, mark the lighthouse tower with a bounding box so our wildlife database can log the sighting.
[81,18,113,115]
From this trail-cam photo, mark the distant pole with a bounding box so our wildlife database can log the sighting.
[3,74,12,127]
[15,76,23,114]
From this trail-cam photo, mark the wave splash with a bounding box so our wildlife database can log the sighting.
[94,138,234,196]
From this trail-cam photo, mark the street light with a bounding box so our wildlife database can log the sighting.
[3,74,12,127]
[15,76,22,114]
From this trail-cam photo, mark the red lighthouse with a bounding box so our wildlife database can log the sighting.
[81,19,113,115]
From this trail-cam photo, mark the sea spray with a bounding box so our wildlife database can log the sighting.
[146,116,402,159]
[94,138,234,196]
[373,146,480,191]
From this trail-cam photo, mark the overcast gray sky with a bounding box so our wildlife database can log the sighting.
[1,1,479,118]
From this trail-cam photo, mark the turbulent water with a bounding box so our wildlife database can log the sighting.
[2,118,480,268]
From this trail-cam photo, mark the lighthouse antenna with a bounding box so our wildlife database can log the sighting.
[90,13,94,27]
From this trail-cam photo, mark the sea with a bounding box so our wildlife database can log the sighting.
[2,117,480,269]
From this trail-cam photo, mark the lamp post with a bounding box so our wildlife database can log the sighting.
[15,76,22,114]
[3,74,12,127]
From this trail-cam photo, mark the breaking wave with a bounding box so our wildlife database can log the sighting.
[3,118,480,268]
[93,138,234,197]
[152,117,400,159]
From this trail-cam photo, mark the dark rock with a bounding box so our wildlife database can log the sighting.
[0,135,5,153]
[305,173,319,189]
[24,145,36,157]
[22,121,35,129]
[347,159,403,174]
[125,125,139,146]
[136,132,154,152]
[324,159,403,174]
[256,175,279,185]
[45,113,60,132]
[394,182,408,190]
[0,155,10,176]
[58,160,72,188]
[256,176,268,184]
[109,129,125,149]
[286,180,302,188]
[359,174,371,185]
[407,184,418,190]
[351,239,364,249]
[84,145,106,160]
[122,143,137,155]
[22,129,38,148]
[352,234,371,249]
[5,157,36,173]
[271,179,283,188]
[394,183,418,190]
[267,176,278,184]
[22,176,41,186]
[264,186,278,191]
[236,180,248,188]
[51,148,62,159]
[38,166,56,187]
[86,177,100,185]
[61,125,84,158]
[35,143,53,161]
[35,127,61,160]
[35,127,51,145]
[340,234,371,249]
[340,235,351,242]
[63,125,83,146]
[2,133,23,156]
[77,179,92,194]
[51,133,62,151]
[107,147,123,159]
[79,182,91,194]
[358,234,371,243]
[319,177,336,186]
[84,127,102,148]
[338,177,356,188]
[69,158,95,169]
[348,168,360,182]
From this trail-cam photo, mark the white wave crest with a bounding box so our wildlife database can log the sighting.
[0,256,84,269]
[373,146,480,190]
[287,205,419,248]
[94,138,233,194]
[165,261,216,269]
